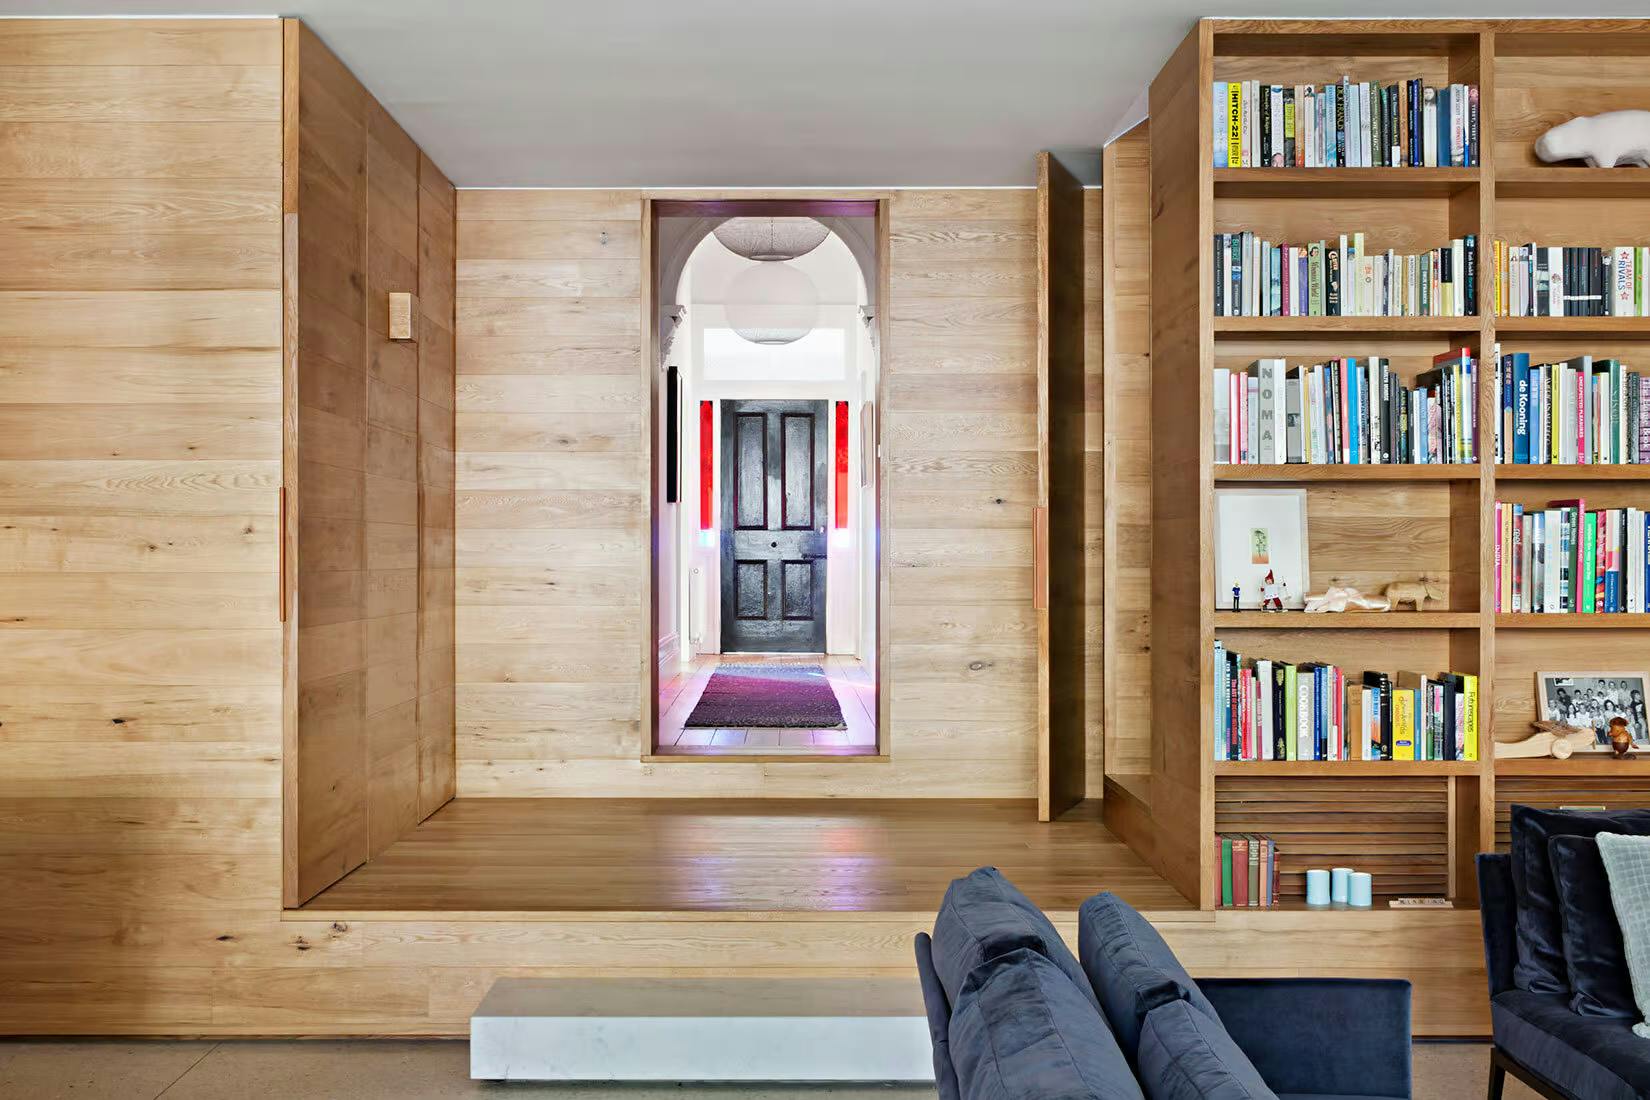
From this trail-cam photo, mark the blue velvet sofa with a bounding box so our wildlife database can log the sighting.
[914,867,1412,1099]
[1477,803,1650,1100]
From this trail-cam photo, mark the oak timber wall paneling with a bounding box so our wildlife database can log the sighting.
[417,156,457,818]
[0,15,287,1032]
[288,20,369,903]
[0,16,1493,1041]
[454,189,648,793]
[1083,187,1105,794]
[1100,124,1152,782]
[1036,153,1088,819]
[284,21,456,904]
[1148,25,1214,906]
[454,188,1040,796]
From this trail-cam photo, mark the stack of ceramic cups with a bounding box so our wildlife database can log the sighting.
[1305,866,1372,908]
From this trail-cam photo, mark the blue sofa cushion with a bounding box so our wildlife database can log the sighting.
[948,947,1144,1100]
[1079,891,1219,1062]
[1493,989,1649,1100]
[932,867,1098,1013]
[1549,835,1637,1018]
[1510,805,1650,994]
[1136,999,1277,1100]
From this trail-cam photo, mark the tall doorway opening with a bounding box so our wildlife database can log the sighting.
[648,199,883,758]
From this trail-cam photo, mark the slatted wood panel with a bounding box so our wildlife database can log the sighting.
[284,22,456,904]
[1217,776,1452,900]
[1495,776,1650,850]
[455,188,1041,797]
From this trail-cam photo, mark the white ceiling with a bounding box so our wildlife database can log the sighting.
[8,2,1650,186]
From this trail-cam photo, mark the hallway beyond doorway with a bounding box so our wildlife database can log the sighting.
[657,655,877,757]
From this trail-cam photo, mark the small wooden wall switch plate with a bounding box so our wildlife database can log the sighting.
[388,292,416,340]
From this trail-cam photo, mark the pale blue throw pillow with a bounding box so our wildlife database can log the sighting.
[1594,832,1650,1039]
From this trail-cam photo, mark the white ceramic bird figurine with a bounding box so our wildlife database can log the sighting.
[1536,110,1650,168]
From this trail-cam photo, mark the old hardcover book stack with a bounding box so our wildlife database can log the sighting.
[1213,641,1480,762]
[1214,231,1477,317]
[1215,833,1281,908]
[1493,500,1650,614]
[1212,77,1479,169]
[1217,350,1477,464]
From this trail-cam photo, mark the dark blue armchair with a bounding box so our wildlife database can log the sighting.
[1478,852,1650,1100]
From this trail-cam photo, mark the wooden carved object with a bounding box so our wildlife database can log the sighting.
[1383,578,1443,612]
[1494,721,1595,759]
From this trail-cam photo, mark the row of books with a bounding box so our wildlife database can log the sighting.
[1213,232,1478,317]
[1212,78,1479,169]
[1215,352,1478,465]
[1493,501,1650,614]
[1492,243,1650,317]
[1213,644,1481,762]
[1217,834,1280,909]
[1492,353,1650,465]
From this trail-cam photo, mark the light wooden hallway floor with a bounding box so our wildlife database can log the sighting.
[300,797,1190,913]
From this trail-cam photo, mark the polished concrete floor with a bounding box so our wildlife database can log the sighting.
[0,1038,1537,1099]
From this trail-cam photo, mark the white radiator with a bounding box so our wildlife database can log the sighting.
[689,565,708,649]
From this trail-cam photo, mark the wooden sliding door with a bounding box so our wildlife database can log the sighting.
[1036,152,1088,821]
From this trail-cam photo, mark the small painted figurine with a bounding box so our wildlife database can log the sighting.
[1231,585,1241,612]
[1609,716,1635,758]
[1260,570,1284,612]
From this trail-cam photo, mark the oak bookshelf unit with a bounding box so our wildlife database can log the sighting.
[1146,19,1650,911]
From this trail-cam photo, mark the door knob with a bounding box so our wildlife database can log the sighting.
[770,541,778,548]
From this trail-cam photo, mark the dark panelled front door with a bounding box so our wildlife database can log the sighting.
[720,399,828,653]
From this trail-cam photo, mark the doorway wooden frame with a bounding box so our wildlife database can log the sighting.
[641,194,891,760]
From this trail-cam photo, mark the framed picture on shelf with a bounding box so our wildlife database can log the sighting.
[1537,671,1650,751]
[1213,488,1309,610]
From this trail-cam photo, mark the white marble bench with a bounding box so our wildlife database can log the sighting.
[470,976,935,1082]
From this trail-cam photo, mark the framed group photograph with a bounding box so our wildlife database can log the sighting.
[1537,671,1650,751]
[1213,488,1309,610]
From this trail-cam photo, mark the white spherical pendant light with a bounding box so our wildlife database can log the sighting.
[724,261,819,346]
